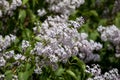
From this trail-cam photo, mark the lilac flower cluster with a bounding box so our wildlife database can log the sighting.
[0,38,27,69]
[0,0,22,17]
[0,34,16,51]
[37,0,85,16]
[97,25,120,57]
[86,64,120,80]
[112,0,120,15]
[31,14,102,72]
[0,34,16,67]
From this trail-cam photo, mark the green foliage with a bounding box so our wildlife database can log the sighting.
[0,0,120,79]
[18,63,34,80]
[5,70,12,80]
[115,13,120,28]
[18,9,26,23]
[22,0,29,5]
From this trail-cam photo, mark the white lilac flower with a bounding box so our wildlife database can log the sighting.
[49,54,58,63]
[33,26,37,31]
[37,9,46,17]
[86,64,101,76]
[45,0,85,15]
[98,25,120,57]
[0,10,2,17]
[16,0,22,6]
[12,75,18,80]
[0,57,6,67]
[0,0,22,16]
[0,34,16,50]
[32,14,102,71]
[0,74,5,79]
[69,20,81,28]
[69,17,84,28]
[80,33,88,40]
[14,54,25,60]
[76,17,84,25]
[3,0,10,11]
[21,40,31,50]
[86,64,120,80]
[33,42,43,55]
[14,54,22,60]
[97,25,120,44]
[115,53,120,58]
[104,68,120,80]
[90,40,102,51]
[4,35,11,48]
[4,50,14,59]
[93,76,105,80]
[0,35,4,51]
[97,25,105,32]
[34,67,42,74]
[10,34,16,42]
[10,0,22,10]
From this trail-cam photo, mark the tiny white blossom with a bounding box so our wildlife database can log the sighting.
[10,0,22,10]
[34,68,42,74]
[10,34,16,42]
[14,54,25,60]
[49,54,58,63]
[21,40,31,49]
[12,75,18,80]
[0,57,6,67]
[0,10,2,17]
[69,20,80,28]
[80,33,88,40]
[0,74,5,79]
[4,50,14,59]
[37,9,46,17]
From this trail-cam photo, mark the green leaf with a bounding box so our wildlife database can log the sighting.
[18,9,26,23]
[18,72,24,80]
[22,0,29,5]
[90,10,98,17]
[5,70,12,80]
[66,70,78,80]
[99,19,107,25]
[69,56,86,80]
[26,63,31,71]
[18,63,34,80]
[32,0,38,7]
[18,72,31,80]
[22,28,33,40]
[18,70,34,80]
[55,68,65,76]
[89,31,99,40]
[115,13,120,28]
[71,56,86,70]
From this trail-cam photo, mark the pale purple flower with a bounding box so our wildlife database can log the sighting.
[0,10,2,17]
[4,50,14,59]
[37,9,46,17]
[0,57,6,67]
[14,54,25,60]
[21,40,31,50]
